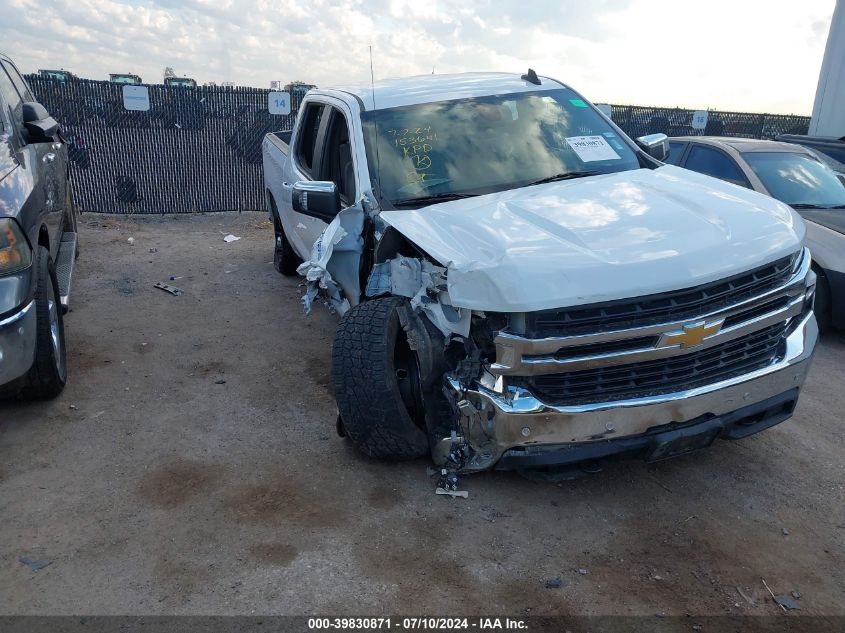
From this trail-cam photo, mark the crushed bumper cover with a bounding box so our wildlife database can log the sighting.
[0,301,37,387]
[444,312,818,472]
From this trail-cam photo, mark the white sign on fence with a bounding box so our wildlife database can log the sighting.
[268,91,291,115]
[691,110,709,130]
[122,85,150,111]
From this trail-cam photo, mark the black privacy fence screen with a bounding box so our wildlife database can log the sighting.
[26,76,304,214]
[26,76,811,214]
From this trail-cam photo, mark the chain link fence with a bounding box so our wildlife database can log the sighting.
[26,76,303,214]
[26,76,811,214]
[606,104,809,140]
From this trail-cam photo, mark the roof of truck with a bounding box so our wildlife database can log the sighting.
[326,72,568,111]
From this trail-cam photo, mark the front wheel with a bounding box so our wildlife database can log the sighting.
[332,297,431,460]
[21,246,67,399]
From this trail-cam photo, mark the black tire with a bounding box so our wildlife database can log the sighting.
[269,195,300,276]
[332,297,430,460]
[814,267,832,334]
[20,246,67,399]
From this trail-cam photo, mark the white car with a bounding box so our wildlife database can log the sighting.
[262,72,817,475]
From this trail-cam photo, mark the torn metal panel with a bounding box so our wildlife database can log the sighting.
[296,204,365,316]
[366,255,471,337]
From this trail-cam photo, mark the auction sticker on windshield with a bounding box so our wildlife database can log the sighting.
[566,135,621,162]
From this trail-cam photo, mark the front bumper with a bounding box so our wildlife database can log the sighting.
[443,311,818,471]
[0,301,37,387]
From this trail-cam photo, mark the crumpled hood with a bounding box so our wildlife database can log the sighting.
[380,166,804,312]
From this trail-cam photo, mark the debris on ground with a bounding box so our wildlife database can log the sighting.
[19,557,52,572]
[435,488,468,498]
[791,590,801,600]
[762,578,789,612]
[544,577,562,589]
[223,263,239,273]
[214,378,226,384]
[169,275,182,281]
[127,237,135,245]
[736,586,756,606]
[435,471,468,498]
[154,282,183,296]
[773,593,801,610]
[223,234,241,243]
[69,404,77,410]
[781,527,790,536]
[577,568,588,575]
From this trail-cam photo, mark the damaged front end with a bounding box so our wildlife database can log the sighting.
[296,198,818,477]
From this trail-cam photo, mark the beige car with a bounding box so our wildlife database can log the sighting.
[668,136,845,331]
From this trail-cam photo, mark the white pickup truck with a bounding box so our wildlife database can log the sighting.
[262,71,817,474]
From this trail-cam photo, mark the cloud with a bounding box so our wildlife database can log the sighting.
[0,0,835,113]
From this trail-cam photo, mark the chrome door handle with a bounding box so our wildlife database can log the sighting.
[42,153,56,163]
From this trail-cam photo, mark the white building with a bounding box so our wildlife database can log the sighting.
[810,0,845,136]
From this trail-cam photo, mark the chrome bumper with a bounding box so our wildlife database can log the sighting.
[0,301,37,387]
[442,311,818,472]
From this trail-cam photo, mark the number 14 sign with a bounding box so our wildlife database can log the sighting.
[268,91,291,115]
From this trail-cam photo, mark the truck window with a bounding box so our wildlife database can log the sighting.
[685,145,750,188]
[0,64,23,127]
[360,88,641,206]
[321,108,356,204]
[295,103,325,175]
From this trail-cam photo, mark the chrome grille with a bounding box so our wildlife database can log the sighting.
[509,322,788,406]
[527,254,796,337]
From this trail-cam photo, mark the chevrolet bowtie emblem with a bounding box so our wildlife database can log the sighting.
[658,319,724,349]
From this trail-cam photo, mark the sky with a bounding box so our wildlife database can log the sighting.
[0,0,836,114]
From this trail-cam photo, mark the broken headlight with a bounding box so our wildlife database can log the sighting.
[0,218,32,275]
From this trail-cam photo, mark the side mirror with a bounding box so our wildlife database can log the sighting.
[837,174,845,187]
[292,181,340,222]
[22,102,60,142]
[635,133,669,162]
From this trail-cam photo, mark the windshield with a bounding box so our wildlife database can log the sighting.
[361,89,640,207]
[742,152,845,208]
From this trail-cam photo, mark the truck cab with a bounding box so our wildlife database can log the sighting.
[38,69,76,82]
[110,73,143,85]
[1,53,78,398]
[262,72,816,475]
[164,77,197,88]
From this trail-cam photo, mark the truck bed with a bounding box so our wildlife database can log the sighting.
[264,131,292,155]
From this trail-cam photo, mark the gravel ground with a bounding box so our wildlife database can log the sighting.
[0,212,843,616]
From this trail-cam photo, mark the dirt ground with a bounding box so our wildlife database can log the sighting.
[0,212,843,616]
